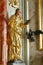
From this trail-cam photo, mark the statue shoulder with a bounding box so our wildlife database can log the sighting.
[8,14,15,25]
[10,15,15,20]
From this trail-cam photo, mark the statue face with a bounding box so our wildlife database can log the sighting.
[17,10,21,16]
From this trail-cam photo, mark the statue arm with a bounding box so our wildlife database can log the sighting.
[18,19,30,28]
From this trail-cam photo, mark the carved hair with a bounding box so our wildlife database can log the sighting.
[15,8,20,14]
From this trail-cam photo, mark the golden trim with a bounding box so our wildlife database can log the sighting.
[8,0,19,8]
[38,0,43,50]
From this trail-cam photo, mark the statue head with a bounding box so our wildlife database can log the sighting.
[15,8,21,16]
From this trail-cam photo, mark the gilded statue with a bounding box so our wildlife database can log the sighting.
[7,8,30,61]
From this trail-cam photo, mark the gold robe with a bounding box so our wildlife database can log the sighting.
[8,15,23,61]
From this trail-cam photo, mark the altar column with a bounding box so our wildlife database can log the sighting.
[0,0,8,65]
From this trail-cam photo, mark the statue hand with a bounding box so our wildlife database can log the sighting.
[18,23,26,28]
